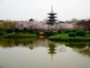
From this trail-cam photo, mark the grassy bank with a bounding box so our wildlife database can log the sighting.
[49,33,90,41]
[0,32,37,38]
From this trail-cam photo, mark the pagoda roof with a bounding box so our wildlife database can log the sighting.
[48,16,57,18]
[48,19,57,21]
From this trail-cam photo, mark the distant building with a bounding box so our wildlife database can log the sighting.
[59,21,66,23]
[47,5,57,25]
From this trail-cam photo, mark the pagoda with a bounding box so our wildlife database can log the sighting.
[47,5,57,25]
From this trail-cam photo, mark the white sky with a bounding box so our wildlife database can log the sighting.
[0,0,90,21]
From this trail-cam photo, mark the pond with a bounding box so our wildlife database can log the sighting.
[0,38,90,68]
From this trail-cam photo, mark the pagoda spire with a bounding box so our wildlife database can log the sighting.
[51,5,53,12]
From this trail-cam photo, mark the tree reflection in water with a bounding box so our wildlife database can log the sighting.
[0,38,37,47]
[0,38,90,58]
[66,42,90,57]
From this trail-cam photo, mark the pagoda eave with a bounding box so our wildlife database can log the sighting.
[48,17,57,18]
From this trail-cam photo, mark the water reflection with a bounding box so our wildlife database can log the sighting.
[0,38,90,57]
[0,38,90,68]
[66,43,90,57]
[0,38,37,47]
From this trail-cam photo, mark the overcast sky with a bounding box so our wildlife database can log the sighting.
[0,0,90,21]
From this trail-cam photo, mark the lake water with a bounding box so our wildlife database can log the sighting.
[0,38,90,68]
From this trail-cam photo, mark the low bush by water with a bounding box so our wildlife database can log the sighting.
[49,30,90,41]
[0,32,37,38]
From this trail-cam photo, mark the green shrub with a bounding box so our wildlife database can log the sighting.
[45,31,57,36]
[69,32,76,37]
[14,28,20,33]
[64,29,77,33]
[6,29,13,33]
[71,29,77,32]
[1,33,37,38]
[76,30,86,36]
[88,31,90,34]
[1,32,15,38]
[64,29,71,33]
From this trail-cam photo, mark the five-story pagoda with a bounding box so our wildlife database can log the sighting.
[47,5,57,25]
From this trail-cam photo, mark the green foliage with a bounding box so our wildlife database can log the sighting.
[6,29,13,33]
[64,29,77,33]
[76,30,86,36]
[23,28,28,33]
[14,28,20,33]
[49,33,68,40]
[88,31,90,34]
[1,32,37,38]
[45,31,58,37]
[69,32,76,37]
[64,29,71,33]
[1,32,15,38]
[49,33,90,41]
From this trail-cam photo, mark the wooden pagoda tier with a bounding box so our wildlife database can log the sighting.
[47,13,57,25]
[48,15,57,18]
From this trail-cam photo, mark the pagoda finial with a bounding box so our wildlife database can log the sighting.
[51,4,53,12]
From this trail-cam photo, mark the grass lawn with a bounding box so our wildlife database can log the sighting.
[49,33,90,41]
